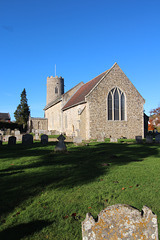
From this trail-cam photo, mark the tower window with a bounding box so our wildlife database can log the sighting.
[107,87,125,121]
[55,86,58,94]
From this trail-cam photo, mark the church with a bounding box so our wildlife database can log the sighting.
[43,63,147,140]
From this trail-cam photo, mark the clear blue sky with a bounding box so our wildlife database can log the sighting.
[0,0,160,121]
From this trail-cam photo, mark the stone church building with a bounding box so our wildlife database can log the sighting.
[43,63,147,140]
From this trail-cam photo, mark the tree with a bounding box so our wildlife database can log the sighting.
[149,106,160,132]
[14,88,30,129]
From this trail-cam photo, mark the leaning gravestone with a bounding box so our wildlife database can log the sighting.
[55,134,67,152]
[41,134,48,145]
[22,134,33,145]
[155,134,160,143]
[136,136,143,144]
[82,204,158,240]
[8,136,16,145]
[146,135,153,143]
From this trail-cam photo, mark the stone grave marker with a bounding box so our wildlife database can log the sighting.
[22,134,33,145]
[3,135,10,142]
[0,134,2,145]
[15,130,20,136]
[73,136,83,144]
[35,133,39,140]
[155,134,160,143]
[6,128,11,135]
[41,134,48,145]
[136,136,143,144]
[55,134,67,152]
[82,204,158,240]
[97,133,105,142]
[0,130,4,135]
[8,136,16,145]
[146,135,153,143]
[110,137,118,143]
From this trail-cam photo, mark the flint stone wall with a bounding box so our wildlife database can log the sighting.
[82,204,158,240]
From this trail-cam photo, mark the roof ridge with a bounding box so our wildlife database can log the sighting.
[85,62,117,98]
[62,63,117,111]
[62,81,84,96]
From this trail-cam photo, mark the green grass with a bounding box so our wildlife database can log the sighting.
[47,135,60,138]
[0,141,160,239]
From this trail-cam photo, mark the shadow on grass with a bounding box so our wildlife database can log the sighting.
[0,142,159,216]
[0,220,53,240]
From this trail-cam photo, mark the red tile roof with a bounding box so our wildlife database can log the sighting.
[62,70,109,111]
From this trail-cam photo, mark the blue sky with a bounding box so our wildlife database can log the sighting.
[0,0,160,120]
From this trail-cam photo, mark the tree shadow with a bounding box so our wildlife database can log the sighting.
[0,142,159,216]
[0,220,53,240]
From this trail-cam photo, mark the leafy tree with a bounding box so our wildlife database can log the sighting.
[14,88,30,129]
[149,106,160,132]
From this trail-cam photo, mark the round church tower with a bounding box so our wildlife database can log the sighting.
[46,76,64,105]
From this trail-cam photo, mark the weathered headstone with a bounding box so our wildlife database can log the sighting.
[55,134,67,152]
[35,133,39,140]
[41,134,48,145]
[110,137,118,143]
[73,136,83,144]
[136,136,143,144]
[15,130,20,136]
[155,134,160,143]
[0,134,2,146]
[97,133,105,142]
[6,128,11,135]
[146,135,153,143]
[3,135,10,142]
[8,136,16,145]
[0,130,4,135]
[22,134,33,145]
[82,204,158,240]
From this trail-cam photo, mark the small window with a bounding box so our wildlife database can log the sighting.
[55,86,58,94]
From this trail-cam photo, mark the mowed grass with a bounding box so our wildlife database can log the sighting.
[0,141,160,239]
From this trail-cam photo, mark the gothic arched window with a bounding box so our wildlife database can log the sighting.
[107,87,125,121]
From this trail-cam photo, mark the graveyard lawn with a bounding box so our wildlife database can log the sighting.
[0,141,160,239]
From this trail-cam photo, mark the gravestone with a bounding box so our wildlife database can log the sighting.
[146,135,153,143]
[0,130,4,135]
[55,134,67,152]
[136,136,143,144]
[35,133,39,140]
[110,137,118,143]
[15,130,20,136]
[82,204,158,240]
[22,134,33,145]
[3,135,10,142]
[0,134,2,145]
[41,134,48,145]
[8,136,16,145]
[155,134,160,143]
[6,128,11,135]
[73,136,83,144]
[97,133,105,142]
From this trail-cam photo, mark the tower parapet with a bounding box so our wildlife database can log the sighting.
[46,76,64,105]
